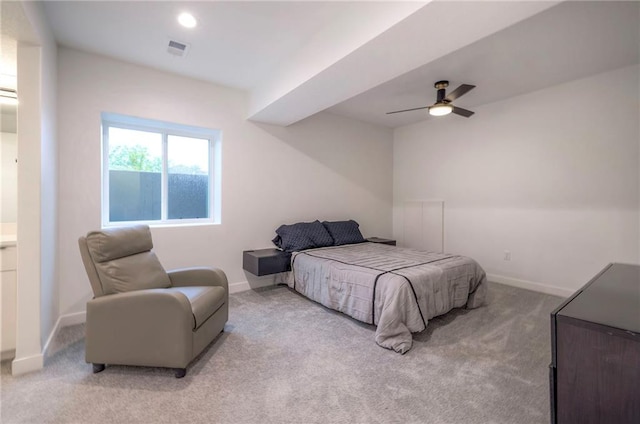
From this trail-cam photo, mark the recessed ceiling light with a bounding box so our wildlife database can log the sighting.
[178,12,197,29]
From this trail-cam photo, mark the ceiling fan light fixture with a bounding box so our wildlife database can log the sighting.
[386,81,475,117]
[428,102,453,116]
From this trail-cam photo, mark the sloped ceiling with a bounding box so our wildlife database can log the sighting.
[330,0,640,128]
[41,1,639,128]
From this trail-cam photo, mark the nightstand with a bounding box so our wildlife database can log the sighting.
[366,237,396,246]
[242,248,291,276]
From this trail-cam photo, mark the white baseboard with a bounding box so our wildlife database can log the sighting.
[42,311,87,359]
[42,317,61,358]
[229,281,251,294]
[60,311,87,327]
[487,273,574,298]
[11,353,44,376]
[229,279,277,294]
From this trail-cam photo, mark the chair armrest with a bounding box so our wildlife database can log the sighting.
[168,267,228,292]
[87,289,193,331]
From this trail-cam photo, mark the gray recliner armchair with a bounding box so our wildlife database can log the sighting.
[78,225,228,378]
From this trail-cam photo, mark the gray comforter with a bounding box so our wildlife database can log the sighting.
[284,242,487,353]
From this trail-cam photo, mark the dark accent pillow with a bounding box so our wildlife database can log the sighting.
[322,220,366,246]
[272,220,334,252]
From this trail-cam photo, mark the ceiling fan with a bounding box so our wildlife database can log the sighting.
[386,80,476,118]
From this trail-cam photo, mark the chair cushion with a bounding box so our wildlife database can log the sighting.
[85,225,171,295]
[169,286,226,329]
[93,251,171,295]
[86,225,154,263]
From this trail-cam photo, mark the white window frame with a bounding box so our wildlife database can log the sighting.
[101,113,222,227]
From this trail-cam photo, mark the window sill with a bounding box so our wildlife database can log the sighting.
[102,220,219,229]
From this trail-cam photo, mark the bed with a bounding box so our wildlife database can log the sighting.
[274,220,487,353]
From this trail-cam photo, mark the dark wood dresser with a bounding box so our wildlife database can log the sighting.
[550,263,640,424]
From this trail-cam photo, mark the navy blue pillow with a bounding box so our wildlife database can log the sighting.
[272,220,334,252]
[322,220,365,246]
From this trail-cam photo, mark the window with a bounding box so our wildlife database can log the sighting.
[101,113,221,226]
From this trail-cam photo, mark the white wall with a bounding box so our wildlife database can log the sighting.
[393,65,639,295]
[37,4,58,352]
[12,0,58,375]
[57,48,393,316]
[14,44,43,374]
[1,109,18,134]
[1,132,18,223]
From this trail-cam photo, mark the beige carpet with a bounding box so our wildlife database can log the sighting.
[1,282,562,424]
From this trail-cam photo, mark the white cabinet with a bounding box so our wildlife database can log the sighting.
[1,245,17,360]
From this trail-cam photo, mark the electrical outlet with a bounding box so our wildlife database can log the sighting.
[503,250,511,261]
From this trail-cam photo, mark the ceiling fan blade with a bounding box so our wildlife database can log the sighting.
[452,106,474,118]
[444,84,475,102]
[386,106,430,115]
